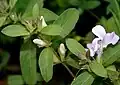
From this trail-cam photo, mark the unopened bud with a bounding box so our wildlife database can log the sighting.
[40,16,47,28]
[33,39,47,47]
[59,43,66,56]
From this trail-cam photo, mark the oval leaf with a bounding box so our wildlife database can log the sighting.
[53,8,80,38]
[102,44,120,66]
[71,71,94,85]
[89,61,107,77]
[66,38,86,58]
[20,40,37,84]
[83,1,100,9]
[32,3,39,18]
[1,25,29,37]
[41,24,63,36]
[39,8,58,22]
[39,47,53,82]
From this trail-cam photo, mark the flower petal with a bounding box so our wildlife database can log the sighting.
[92,38,100,51]
[40,16,47,28]
[87,43,92,50]
[92,25,106,40]
[87,44,95,57]
[103,32,119,47]
[111,32,119,45]
[102,33,113,48]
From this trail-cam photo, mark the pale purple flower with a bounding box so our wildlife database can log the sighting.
[87,38,100,57]
[87,25,119,57]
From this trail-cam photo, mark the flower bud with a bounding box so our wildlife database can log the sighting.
[59,43,66,56]
[40,16,47,28]
[33,39,47,47]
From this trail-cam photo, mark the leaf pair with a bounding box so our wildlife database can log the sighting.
[40,8,80,38]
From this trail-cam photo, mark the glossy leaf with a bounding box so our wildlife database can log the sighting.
[102,44,120,66]
[66,38,86,58]
[53,8,80,38]
[39,47,53,82]
[8,75,24,85]
[89,61,107,77]
[20,40,37,84]
[1,25,29,37]
[71,71,94,85]
[40,24,63,36]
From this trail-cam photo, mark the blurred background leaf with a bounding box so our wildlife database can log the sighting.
[8,75,24,85]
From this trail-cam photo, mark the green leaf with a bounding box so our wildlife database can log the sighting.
[0,16,6,27]
[83,1,100,10]
[71,71,94,85]
[20,40,37,84]
[113,80,120,85]
[106,65,119,84]
[66,56,80,69]
[106,0,120,34]
[102,44,120,66]
[0,50,9,70]
[1,25,29,37]
[37,73,43,82]
[39,47,53,82]
[106,65,116,71]
[19,0,43,19]
[107,0,120,15]
[53,8,80,38]
[8,75,24,85]
[32,3,39,18]
[14,0,43,14]
[69,0,100,10]
[107,69,119,81]
[9,0,18,9]
[40,24,63,36]
[100,17,120,35]
[14,0,33,13]
[39,8,58,22]
[89,61,107,77]
[66,38,86,59]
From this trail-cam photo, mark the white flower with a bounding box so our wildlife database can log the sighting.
[59,43,66,56]
[33,39,47,47]
[87,25,119,57]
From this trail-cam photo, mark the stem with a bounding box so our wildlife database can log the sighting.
[87,10,100,21]
[75,69,81,77]
[62,63,75,78]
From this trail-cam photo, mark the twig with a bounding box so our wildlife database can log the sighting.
[62,63,75,78]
